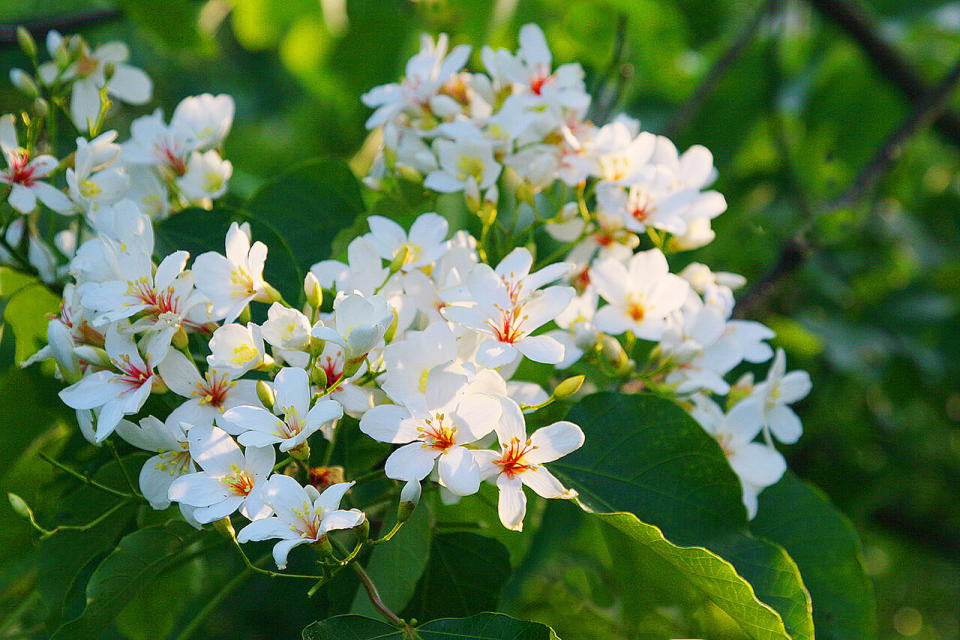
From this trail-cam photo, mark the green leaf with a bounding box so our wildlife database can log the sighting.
[154,207,302,304]
[401,532,512,621]
[751,472,878,640]
[117,0,206,50]
[552,392,814,640]
[597,511,791,640]
[51,521,199,640]
[115,554,204,640]
[350,501,432,617]
[245,157,365,269]
[303,612,559,639]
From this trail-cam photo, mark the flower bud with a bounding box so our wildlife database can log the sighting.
[478,201,497,229]
[103,62,115,83]
[396,164,422,183]
[263,283,285,305]
[388,245,410,273]
[16,27,37,59]
[254,353,276,371]
[311,534,334,557]
[172,326,189,350]
[9,69,38,99]
[256,379,275,410]
[383,309,399,343]
[309,465,345,489]
[600,334,629,373]
[553,375,585,400]
[354,515,370,541]
[74,345,111,367]
[151,376,169,394]
[8,492,32,521]
[33,98,49,118]
[311,361,329,388]
[342,356,365,379]
[289,440,310,462]
[397,480,421,523]
[304,272,322,309]
[213,516,236,541]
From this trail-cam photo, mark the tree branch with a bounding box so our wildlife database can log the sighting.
[807,0,960,148]
[665,0,778,138]
[734,58,960,318]
[0,8,123,46]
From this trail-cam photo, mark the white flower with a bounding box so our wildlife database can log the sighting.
[66,131,128,211]
[170,93,235,150]
[261,302,312,367]
[223,367,343,451]
[547,288,599,369]
[0,115,72,213]
[380,321,458,404]
[206,322,265,377]
[595,177,694,236]
[157,348,259,428]
[424,135,501,194]
[311,236,389,297]
[311,292,394,362]
[362,33,471,129]
[115,406,196,510]
[193,222,269,324]
[443,247,573,367]
[360,369,500,496]
[749,348,812,444]
[591,249,689,341]
[58,323,168,442]
[473,398,583,531]
[237,476,364,569]
[39,33,152,132]
[691,395,786,518]
[365,213,449,273]
[167,425,274,524]
[177,150,232,201]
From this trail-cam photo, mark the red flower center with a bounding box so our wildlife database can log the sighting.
[494,437,538,478]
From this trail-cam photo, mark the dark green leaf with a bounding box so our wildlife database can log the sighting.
[401,532,511,621]
[51,521,199,640]
[245,157,365,270]
[752,472,878,640]
[553,392,814,640]
[350,501,432,617]
[303,612,559,639]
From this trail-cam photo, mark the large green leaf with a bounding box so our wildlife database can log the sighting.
[401,532,512,621]
[154,207,302,304]
[350,502,432,617]
[303,612,559,639]
[245,157,365,269]
[51,521,199,640]
[597,512,791,640]
[552,392,814,640]
[751,472,878,640]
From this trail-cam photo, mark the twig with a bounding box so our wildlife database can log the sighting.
[0,8,123,46]
[665,0,777,138]
[806,0,960,149]
[38,452,144,501]
[734,59,960,318]
[351,561,408,628]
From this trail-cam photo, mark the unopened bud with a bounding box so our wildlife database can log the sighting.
[388,245,410,272]
[8,493,32,520]
[383,309,399,343]
[309,335,326,358]
[355,516,370,541]
[553,375,585,400]
[478,202,497,229]
[396,164,422,183]
[172,326,189,349]
[515,180,536,206]
[33,98,49,117]
[74,345,111,367]
[213,516,236,541]
[102,62,115,83]
[53,43,71,69]
[601,334,629,371]
[304,272,322,308]
[311,534,334,557]
[151,376,169,394]
[9,69,38,98]
[263,283,285,305]
[256,379,275,409]
[397,480,420,523]
[16,28,36,60]
[310,360,328,388]
[288,440,310,462]
[342,356,365,379]
[255,353,276,371]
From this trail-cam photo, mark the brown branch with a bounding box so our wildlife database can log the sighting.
[0,8,122,45]
[734,58,960,318]
[664,0,778,138]
[807,0,960,148]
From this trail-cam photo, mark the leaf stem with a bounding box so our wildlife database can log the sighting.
[350,558,407,628]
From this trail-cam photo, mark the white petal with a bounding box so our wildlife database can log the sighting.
[384,442,438,481]
[168,473,229,507]
[437,446,481,496]
[496,474,527,531]
[521,466,572,499]
[515,334,565,364]
[188,425,244,474]
[315,481,356,514]
[359,404,411,443]
[767,404,803,444]
[526,421,585,464]
[320,509,365,533]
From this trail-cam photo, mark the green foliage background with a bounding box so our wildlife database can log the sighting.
[0,0,958,639]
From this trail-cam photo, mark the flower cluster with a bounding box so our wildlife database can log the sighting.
[12,22,813,577]
[361,24,811,517]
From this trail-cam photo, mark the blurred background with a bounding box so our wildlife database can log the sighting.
[1,0,958,638]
